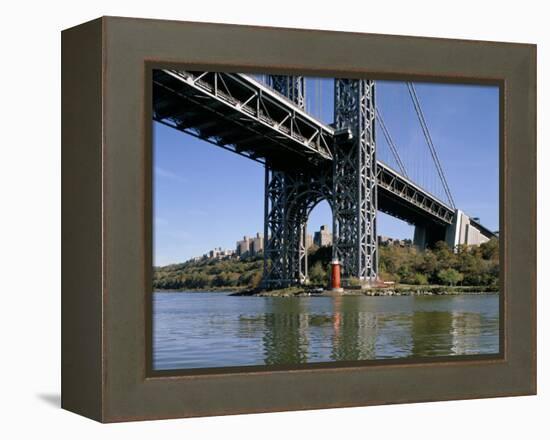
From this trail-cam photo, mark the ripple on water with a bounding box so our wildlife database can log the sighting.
[153,291,500,370]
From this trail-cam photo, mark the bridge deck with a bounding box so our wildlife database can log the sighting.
[153,69,456,226]
[154,70,333,168]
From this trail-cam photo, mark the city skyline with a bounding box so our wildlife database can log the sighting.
[154,78,499,266]
[172,223,329,265]
[173,224,414,268]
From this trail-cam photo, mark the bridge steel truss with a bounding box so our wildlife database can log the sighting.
[268,75,306,109]
[153,70,332,167]
[263,76,378,287]
[152,69,458,287]
[333,79,378,283]
[263,166,332,287]
[376,162,455,225]
[263,75,334,287]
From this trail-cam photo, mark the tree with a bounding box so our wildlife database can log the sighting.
[152,238,499,290]
[345,277,362,287]
[479,238,499,260]
[437,268,464,286]
[412,272,428,285]
[432,241,456,270]
[309,262,327,285]
[397,265,413,284]
[248,271,263,288]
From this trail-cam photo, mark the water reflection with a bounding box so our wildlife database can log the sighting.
[330,296,377,361]
[153,292,499,370]
[262,298,309,365]
[410,310,455,357]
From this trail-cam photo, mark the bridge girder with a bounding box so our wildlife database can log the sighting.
[153,69,455,227]
[152,69,475,288]
[153,70,333,168]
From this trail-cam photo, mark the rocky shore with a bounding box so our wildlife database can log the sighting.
[231,285,499,297]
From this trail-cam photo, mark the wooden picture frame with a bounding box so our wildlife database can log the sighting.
[61,16,536,422]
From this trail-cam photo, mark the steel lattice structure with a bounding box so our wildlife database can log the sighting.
[263,167,333,286]
[333,79,378,282]
[152,69,494,288]
[262,76,378,286]
[376,163,454,224]
[262,75,333,287]
[263,168,287,285]
[153,69,454,226]
[153,70,332,168]
[268,75,306,109]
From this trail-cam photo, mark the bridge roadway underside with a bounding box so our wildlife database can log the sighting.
[153,69,333,170]
[153,69,456,235]
[377,185,448,247]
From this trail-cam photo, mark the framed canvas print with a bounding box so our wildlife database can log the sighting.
[61,16,536,422]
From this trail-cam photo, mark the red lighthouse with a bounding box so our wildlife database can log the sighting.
[330,259,344,292]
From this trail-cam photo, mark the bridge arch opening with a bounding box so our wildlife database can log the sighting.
[305,199,333,286]
[284,181,333,286]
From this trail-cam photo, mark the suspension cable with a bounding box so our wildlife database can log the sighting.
[406,82,456,208]
[375,108,409,178]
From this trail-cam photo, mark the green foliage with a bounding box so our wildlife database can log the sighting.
[412,272,428,285]
[309,262,328,286]
[153,254,264,290]
[153,238,499,290]
[378,238,499,286]
[307,245,332,269]
[437,268,464,286]
[346,277,362,287]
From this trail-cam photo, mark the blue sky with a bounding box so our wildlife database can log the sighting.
[153,77,499,266]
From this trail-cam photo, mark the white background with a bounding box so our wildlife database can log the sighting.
[0,0,547,437]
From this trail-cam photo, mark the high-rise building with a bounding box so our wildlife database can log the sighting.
[251,232,264,254]
[314,225,332,247]
[206,247,236,259]
[236,236,251,256]
[305,233,314,249]
[236,232,264,256]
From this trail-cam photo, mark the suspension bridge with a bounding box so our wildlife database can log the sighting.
[153,69,495,288]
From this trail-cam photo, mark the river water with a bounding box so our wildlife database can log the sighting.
[153,291,499,370]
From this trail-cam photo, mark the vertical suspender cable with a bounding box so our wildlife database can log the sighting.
[406,82,456,208]
[375,108,409,178]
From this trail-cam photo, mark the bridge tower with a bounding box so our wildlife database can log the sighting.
[333,79,378,284]
[263,75,310,287]
[263,76,378,288]
[268,75,306,109]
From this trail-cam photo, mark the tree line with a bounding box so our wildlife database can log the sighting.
[307,239,499,287]
[153,255,263,290]
[153,238,499,290]
[378,238,499,286]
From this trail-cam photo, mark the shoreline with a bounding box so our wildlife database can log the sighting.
[231,285,498,297]
[154,287,237,293]
[155,285,499,297]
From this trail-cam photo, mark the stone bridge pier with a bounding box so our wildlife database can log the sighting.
[413,209,493,250]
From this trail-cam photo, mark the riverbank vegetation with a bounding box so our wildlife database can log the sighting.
[233,284,498,297]
[378,238,499,286]
[153,238,499,291]
[153,254,263,290]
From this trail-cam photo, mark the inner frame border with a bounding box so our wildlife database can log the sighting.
[144,62,506,378]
